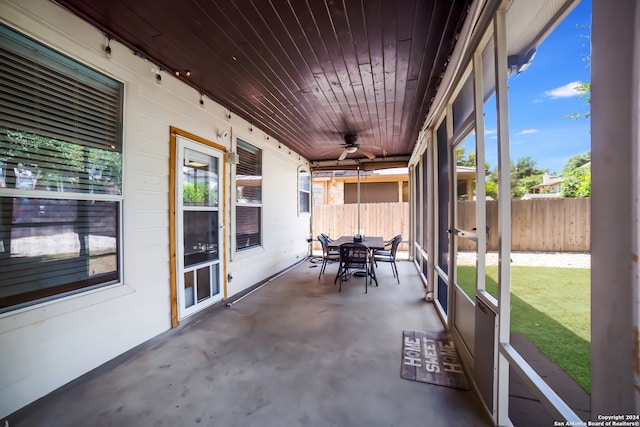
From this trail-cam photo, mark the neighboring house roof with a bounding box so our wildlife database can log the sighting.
[455,166,476,173]
[524,173,564,199]
[530,173,564,191]
[530,179,563,190]
[455,166,476,181]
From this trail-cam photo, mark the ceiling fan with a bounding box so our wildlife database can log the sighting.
[329,133,380,161]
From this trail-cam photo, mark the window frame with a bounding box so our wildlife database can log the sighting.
[298,167,311,215]
[0,24,124,313]
[234,139,262,252]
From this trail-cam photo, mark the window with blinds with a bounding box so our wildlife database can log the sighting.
[0,24,123,312]
[235,139,262,250]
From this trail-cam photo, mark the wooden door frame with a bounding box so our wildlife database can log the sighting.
[169,126,227,328]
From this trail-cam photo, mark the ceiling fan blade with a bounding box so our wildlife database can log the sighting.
[360,149,376,160]
[338,148,349,161]
[320,147,341,156]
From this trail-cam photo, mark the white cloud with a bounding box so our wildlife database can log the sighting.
[484,129,498,140]
[518,129,539,135]
[544,81,582,98]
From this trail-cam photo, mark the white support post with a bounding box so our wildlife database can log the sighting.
[591,0,639,416]
[427,130,436,301]
[473,46,497,422]
[473,50,487,296]
[409,165,415,264]
[633,2,640,411]
[493,8,512,426]
[446,106,455,328]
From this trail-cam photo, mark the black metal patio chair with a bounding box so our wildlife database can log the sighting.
[373,234,402,284]
[336,242,370,293]
[317,234,340,279]
[320,233,339,255]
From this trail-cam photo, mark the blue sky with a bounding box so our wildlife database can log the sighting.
[478,0,592,174]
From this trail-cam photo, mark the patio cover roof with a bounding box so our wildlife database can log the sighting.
[54,0,472,167]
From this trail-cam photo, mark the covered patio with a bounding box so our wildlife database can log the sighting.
[12,260,491,426]
[1,0,638,424]
[21,256,590,426]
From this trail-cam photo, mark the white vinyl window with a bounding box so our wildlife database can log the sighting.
[0,23,124,312]
[235,139,262,251]
[298,169,310,214]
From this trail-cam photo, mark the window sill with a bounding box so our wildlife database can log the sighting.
[0,281,134,333]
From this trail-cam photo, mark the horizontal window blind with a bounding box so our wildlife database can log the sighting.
[236,206,261,250]
[0,131,122,194]
[0,24,123,312]
[0,198,119,309]
[0,23,123,152]
[235,140,262,250]
[236,139,262,204]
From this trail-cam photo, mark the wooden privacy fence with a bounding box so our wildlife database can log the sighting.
[457,199,590,252]
[312,202,410,251]
[313,199,590,253]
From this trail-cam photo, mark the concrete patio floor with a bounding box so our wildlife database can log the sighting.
[15,258,494,426]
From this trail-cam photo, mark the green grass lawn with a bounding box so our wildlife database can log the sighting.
[456,265,591,393]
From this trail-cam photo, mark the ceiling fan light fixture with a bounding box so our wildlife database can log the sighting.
[345,146,358,153]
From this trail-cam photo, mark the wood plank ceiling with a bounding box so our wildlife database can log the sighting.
[56,0,471,166]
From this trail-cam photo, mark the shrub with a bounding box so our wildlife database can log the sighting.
[561,167,591,198]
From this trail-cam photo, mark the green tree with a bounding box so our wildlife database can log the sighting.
[559,25,591,197]
[514,156,547,179]
[561,166,591,198]
[519,174,544,193]
[560,152,591,198]
[564,82,591,120]
[485,167,504,198]
[455,147,476,167]
[480,156,548,199]
[561,152,590,176]
[508,156,548,198]
[456,147,496,198]
[485,180,498,199]
[456,147,490,170]
[565,26,591,120]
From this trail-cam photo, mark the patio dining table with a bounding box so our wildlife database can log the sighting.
[328,236,386,287]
